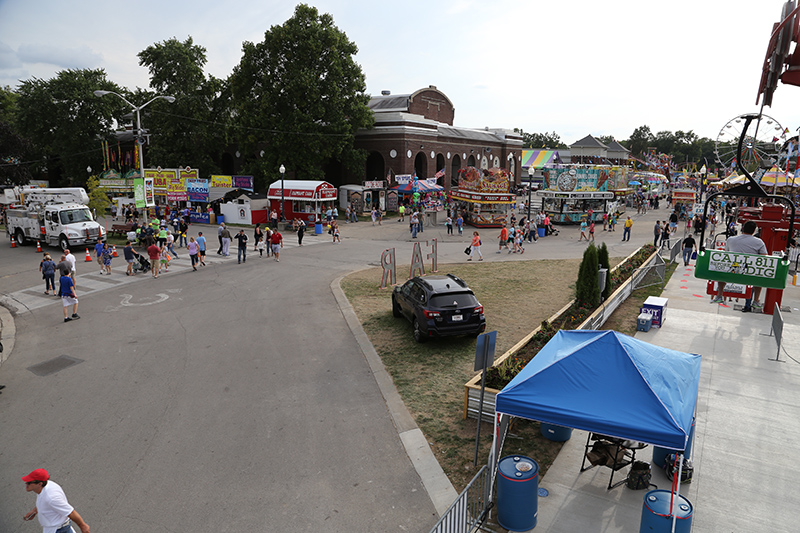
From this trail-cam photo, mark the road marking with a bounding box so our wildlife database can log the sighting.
[120,293,169,306]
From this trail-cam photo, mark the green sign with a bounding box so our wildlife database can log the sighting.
[695,250,789,289]
[133,178,145,208]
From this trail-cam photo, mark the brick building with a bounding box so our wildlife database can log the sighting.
[352,86,523,191]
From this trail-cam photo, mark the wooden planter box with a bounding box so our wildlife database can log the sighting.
[463,248,661,422]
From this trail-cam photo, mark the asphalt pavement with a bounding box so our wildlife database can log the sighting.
[0,205,667,532]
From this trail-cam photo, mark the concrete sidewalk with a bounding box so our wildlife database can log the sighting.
[531,260,800,532]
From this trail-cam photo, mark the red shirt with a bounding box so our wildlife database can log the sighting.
[270,231,282,245]
[147,244,160,260]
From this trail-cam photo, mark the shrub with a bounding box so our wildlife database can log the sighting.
[575,244,600,308]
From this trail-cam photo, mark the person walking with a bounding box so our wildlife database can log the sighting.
[123,241,136,276]
[101,243,113,275]
[653,221,662,247]
[497,225,509,253]
[220,225,232,257]
[682,234,697,267]
[166,231,179,259]
[22,468,90,533]
[297,218,306,245]
[63,249,77,286]
[187,237,200,271]
[622,216,633,241]
[660,222,671,250]
[94,240,104,274]
[410,211,419,239]
[446,215,453,235]
[456,214,463,235]
[58,266,80,322]
[234,229,248,263]
[217,222,225,255]
[253,223,264,252]
[589,220,595,242]
[40,253,56,295]
[579,218,588,241]
[178,219,189,248]
[332,221,341,243]
[270,228,283,261]
[147,240,161,278]
[468,231,483,261]
[196,232,206,266]
[270,209,279,229]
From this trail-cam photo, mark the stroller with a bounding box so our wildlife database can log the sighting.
[132,251,151,273]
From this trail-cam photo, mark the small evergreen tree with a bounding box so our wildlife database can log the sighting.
[598,242,611,300]
[576,243,600,308]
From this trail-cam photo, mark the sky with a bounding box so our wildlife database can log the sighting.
[2,0,800,149]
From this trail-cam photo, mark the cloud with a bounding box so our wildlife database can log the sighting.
[17,43,103,69]
[0,41,22,69]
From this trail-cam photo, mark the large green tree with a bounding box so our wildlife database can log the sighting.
[516,129,568,149]
[137,37,227,173]
[15,69,122,186]
[228,4,373,190]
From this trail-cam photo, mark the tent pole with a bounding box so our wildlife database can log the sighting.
[671,452,684,533]
[489,413,499,503]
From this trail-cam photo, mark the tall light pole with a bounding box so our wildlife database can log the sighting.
[93,90,176,175]
[279,164,286,222]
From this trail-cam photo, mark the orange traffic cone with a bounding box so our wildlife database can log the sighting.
[36,240,42,252]
[84,248,92,262]
[112,244,118,257]
[11,238,17,248]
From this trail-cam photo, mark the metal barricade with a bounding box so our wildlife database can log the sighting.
[428,465,493,533]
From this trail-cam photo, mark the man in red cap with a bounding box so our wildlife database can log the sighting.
[22,468,90,533]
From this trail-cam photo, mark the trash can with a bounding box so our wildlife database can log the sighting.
[497,455,539,532]
[637,313,653,332]
[314,222,323,235]
[537,227,546,238]
[216,214,225,225]
[540,422,573,442]
[639,490,693,532]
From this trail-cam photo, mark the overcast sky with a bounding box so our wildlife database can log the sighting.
[2,0,799,148]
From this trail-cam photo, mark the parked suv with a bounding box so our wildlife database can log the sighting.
[392,274,486,343]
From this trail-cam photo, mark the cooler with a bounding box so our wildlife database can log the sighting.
[641,296,668,327]
[637,313,653,332]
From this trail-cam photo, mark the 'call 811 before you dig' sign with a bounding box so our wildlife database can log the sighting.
[695,250,790,290]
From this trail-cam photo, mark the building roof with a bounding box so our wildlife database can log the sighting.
[570,135,608,149]
[605,139,630,153]
[368,94,411,112]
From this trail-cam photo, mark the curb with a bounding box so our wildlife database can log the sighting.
[331,274,458,517]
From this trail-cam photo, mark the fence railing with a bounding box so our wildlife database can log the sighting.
[428,465,493,533]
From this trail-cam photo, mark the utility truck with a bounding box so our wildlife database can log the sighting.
[5,187,105,250]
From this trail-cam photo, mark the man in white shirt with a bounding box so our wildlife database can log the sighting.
[22,468,90,533]
[63,249,77,286]
[712,220,768,312]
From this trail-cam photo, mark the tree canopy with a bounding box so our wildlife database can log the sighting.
[228,3,373,190]
[516,129,568,149]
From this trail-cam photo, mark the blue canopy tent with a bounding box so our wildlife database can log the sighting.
[495,330,701,450]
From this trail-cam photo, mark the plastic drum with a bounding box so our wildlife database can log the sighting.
[496,455,539,532]
[639,490,693,532]
[540,422,573,442]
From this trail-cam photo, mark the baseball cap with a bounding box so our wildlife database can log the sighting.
[22,468,49,482]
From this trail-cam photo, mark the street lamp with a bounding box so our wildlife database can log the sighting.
[279,164,286,222]
[93,90,176,175]
[527,166,534,222]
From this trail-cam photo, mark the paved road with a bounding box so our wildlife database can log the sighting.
[0,205,668,532]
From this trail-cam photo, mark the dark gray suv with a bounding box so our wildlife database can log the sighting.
[392,274,486,343]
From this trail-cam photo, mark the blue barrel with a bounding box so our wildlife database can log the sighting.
[314,223,323,235]
[217,214,225,224]
[639,490,693,532]
[537,227,546,238]
[497,455,539,532]
[540,422,573,442]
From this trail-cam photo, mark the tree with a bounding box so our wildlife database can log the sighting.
[85,174,110,217]
[0,120,34,186]
[575,243,600,308]
[228,4,374,191]
[516,129,567,149]
[625,125,654,158]
[137,37,227,173]
[15,69,122,186]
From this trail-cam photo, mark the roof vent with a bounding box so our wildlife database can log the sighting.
[429,85,437,89]
[381,90,391,96]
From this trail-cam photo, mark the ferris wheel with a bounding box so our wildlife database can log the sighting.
[714,114,787,173]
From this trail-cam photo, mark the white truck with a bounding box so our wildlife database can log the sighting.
[5,187,106,251]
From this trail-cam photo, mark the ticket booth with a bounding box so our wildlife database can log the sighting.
[267,180,337,225]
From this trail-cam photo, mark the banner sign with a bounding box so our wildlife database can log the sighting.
[144,169,177,190]
[364,180,385,189]
[189,212,210,224]
[211,175,232,188]
[134,178,145,208]
[186,178,209,202]
[451,191,515,203]
[179,168,198,181]
[144,177,155,207]
[233,175,253,190]
[99,179,128,188]
[695,250,790,290]
[167,178,187,202]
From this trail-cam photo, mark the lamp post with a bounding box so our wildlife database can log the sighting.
[93,90,176,175]
[279,164,286,222]
[527,166,534,223]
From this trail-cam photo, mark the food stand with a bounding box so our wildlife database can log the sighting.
[671,188,697,219]
[536,166,624,223]
[451,167,515,228]
[266,180,337,224]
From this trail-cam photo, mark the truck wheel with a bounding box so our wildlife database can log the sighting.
[14,229,27,246]
[59,235,69,251]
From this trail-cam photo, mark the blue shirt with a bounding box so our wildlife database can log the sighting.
[94,242,104,257]
[196,236,206,251]
[59,275,75,297]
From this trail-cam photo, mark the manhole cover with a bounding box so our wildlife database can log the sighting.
[27,355,84,377]
[538,488,549,497]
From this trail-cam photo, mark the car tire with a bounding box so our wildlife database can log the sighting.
[413,318,427,343]
[59,235,70,251]
[392,297,402,318]
[15,229,27,246]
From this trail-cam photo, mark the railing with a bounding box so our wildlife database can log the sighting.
[428,465,493,533]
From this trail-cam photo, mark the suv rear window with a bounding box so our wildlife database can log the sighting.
[430,293,478,308]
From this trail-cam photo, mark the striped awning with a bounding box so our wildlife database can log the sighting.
[522,150,559,169]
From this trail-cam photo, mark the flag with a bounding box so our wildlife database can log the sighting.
[434,168,445,179]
